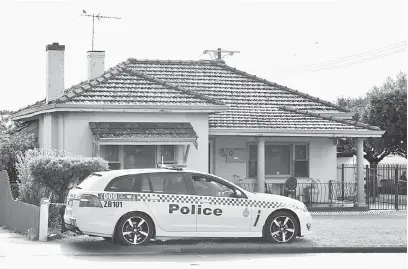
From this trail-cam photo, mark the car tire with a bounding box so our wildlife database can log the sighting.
[264,211,298,243]
[116,212,154,246]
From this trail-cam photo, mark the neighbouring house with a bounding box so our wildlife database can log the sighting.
[337,153,407,167]
[10,43,385,206]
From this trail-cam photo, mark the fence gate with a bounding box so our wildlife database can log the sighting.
[366,164,407,210]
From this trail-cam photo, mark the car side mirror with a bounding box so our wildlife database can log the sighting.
[234,189,244,198]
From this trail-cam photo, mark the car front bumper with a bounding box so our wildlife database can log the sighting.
[298,211,312,236]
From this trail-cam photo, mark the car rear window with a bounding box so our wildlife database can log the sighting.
[77,174,102,190]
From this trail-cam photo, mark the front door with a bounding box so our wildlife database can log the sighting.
[190,173,252,233]
[141,172,198,232]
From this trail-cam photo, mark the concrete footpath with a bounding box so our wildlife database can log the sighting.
[0,212,407,257]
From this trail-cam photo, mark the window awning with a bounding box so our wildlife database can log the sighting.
[89,122,198,149]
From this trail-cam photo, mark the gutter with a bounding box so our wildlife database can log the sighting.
[10,103,229,121]
[209,128,385,138]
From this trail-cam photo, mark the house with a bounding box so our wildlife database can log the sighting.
[11,43,384,207]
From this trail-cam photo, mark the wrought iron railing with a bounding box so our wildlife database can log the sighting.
[236,181,358,206]
[337,164,407,209]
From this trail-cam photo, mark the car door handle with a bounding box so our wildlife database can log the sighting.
[148,197,160,201]
[201,200,210,204]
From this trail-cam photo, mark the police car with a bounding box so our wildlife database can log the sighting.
[64,166,312,245]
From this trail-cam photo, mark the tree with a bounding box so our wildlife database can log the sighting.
[0,132,38,183]
[336,72,407,164]
[0,110,12,139]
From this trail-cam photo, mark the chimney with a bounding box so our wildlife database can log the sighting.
[87,51,105,80]
[46,42,65,103]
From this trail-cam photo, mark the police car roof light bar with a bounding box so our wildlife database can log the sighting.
[157,164,187,171]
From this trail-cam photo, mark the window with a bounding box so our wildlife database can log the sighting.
[100,145,120,170]
[265,145,291,175]
[134,174,151,192]
[191,175,235,197]
[161,146,176,164]
[105,175,136,192]
[146,173,190,195]
[124,145,156,169]
[294,145,309,177]
[248,143,309,178]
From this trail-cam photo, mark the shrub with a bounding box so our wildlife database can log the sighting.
[16,149,72,226]
[16,148,109,231]
[16,148,73,184]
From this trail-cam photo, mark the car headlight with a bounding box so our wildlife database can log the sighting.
[299,202,308,212]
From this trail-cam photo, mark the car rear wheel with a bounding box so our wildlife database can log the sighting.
[116,212,153,246]
[265,211,298,243]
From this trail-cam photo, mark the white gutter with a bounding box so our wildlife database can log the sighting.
[11,103,229,121]
[209,128,385,138]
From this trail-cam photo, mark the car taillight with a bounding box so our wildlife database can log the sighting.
[79,194,102,208]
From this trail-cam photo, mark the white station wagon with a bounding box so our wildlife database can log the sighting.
[64,166,312,245]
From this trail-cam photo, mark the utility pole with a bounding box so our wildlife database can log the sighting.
[203,48,240,61]
[81,10,121,51]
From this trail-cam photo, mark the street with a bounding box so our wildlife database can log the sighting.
[0,212,406,268]
[0,253,407,269]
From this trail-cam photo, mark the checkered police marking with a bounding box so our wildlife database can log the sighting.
[132,193,294,210]
[135,193,201,203]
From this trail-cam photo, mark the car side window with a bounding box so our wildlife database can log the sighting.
[191,175,235,197]
[105,175,136,192]
[146,173,191,195]
[148,174,165,193]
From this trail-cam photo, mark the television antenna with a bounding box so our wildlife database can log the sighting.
[203,48,240,61]
[81,10,121,51]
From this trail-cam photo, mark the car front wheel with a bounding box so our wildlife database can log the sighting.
[265,211,298,243]
[116,212,154,246]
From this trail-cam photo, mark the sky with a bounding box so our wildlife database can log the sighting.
[0,0,406,111]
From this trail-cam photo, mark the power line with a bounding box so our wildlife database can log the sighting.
[277,41,407,73]
[292,47,407,74]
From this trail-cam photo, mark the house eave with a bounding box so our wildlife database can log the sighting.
[209,128,385,138]
[97,138,197,145]
[11,103,229,120]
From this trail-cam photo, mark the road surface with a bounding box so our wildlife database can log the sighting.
[0,253,406,269]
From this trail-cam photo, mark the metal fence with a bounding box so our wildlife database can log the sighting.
[337,163,407,210]
[365,164,406,210]
[0,171,40,238]
[237,181,357,207]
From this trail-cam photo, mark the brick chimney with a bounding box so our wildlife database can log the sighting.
[46,42,65,103]
[87,51,105,80]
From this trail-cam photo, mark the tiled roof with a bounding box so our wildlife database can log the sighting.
[124,59,379,131]
[280,106,381,131]
[125,59,349,113]
[13,62,224,116]
[13,57,381,133]
[13,99,46,114]
[89,122,198,140]
[57,63,223,107]
[210,106,373,130]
